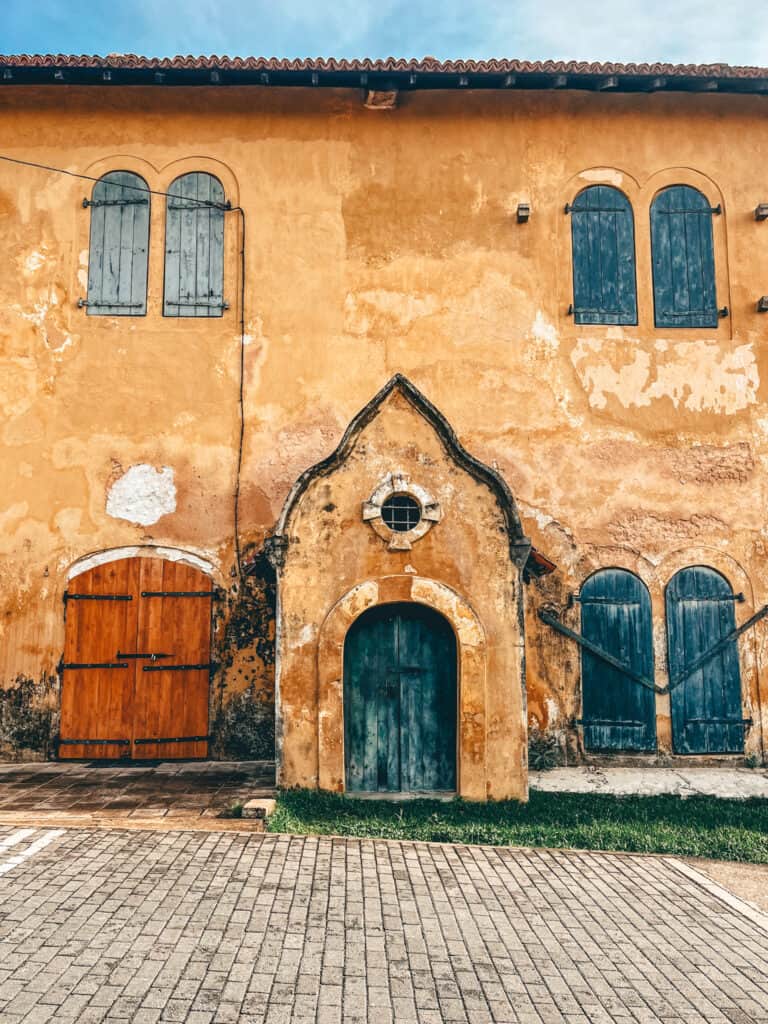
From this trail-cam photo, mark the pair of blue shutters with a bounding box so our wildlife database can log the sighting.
[86,171,225,317]
[571,185,718,327]
[580,567,743,753]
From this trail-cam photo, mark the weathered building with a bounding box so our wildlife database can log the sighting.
[1,54,767,798]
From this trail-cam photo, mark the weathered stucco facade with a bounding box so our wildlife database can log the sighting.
[1,56,768,793]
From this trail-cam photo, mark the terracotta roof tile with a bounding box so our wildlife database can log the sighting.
[2,55,767,91]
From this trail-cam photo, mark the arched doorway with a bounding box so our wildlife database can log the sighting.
[343,603,457,794]
[666,566,745,754]
[580,568,656,751]
[59,555,213,759]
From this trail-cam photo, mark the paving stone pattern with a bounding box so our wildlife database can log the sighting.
[0,761,275,819]
[0,827,766,1023]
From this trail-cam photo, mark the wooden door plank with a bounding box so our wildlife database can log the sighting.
[59,559,138,759]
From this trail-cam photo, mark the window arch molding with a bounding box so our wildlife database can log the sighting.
[558,168,641,331]
[84,170,151,316]
[639,168,731,335]
[163,171,227,318]
[567,183,638,325]
[157,158,240,321]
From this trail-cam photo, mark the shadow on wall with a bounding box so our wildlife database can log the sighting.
[0,675,59,760]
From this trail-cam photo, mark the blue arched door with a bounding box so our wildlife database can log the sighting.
[666,567,745,754]
[580,569,656,751]
[344,603,457,793]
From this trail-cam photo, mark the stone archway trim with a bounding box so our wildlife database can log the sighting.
[67,545,216,581]
[316,575,488,800]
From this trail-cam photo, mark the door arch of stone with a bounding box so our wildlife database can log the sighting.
[344,602,457,794]
[59,555,213,760]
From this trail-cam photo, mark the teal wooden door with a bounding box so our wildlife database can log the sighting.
[580,569,656,751]
[344,604,457,793]
[666,566,745,754]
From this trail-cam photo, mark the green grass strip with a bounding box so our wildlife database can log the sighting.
[267,788,768,863]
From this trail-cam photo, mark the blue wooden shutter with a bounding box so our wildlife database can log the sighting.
[651,186,718,328]
[86,172,149,316]
[579,569,656,750]
[570,186,637,325]
[164,173,225,317]
[666,566,744,754]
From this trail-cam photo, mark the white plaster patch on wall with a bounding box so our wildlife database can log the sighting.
[67,547,141,579]
[293,623,317,649]
[154,547,215,574]
[105,464,176,526]
[545,698,560,726]
[572,338,759,413]
[579,168,624,187]
[571,338,652,410]
[529,311,559,352]
[23,247,48,274]
[648,341,759,414]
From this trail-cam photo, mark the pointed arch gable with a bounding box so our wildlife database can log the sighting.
[270,374,540,574]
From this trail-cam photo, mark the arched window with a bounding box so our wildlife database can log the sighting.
[86,171,149,316]
[651,186,719,328]
[164,172,226,317]
[569,185,637,325]
[666,566,745,754]
[579,568,656,751]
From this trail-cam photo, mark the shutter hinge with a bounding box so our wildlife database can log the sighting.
[711,204,722,214]
[82,197,149,208]
[719,306,729,318]
[78,299,145,309]
[564,203,572,214]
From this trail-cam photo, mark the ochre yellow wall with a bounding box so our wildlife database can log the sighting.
[1,84,766,763]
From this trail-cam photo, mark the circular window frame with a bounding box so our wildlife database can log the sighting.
[362,473,441,551]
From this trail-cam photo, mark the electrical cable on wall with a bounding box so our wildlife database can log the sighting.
[0,151,248,580]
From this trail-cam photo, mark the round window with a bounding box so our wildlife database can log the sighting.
[380,494,422,533]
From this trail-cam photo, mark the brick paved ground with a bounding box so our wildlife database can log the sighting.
[0,762,275,823]
[0,827,766,1024]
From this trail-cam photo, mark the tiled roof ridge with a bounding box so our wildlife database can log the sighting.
[2,54,768,78]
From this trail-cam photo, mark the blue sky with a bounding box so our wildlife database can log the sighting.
[3,0,765,66]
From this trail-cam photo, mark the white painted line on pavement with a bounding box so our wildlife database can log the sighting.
[0,829,65,878]
[0,828,36,853]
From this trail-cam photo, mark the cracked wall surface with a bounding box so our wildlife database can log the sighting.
[0,84,767,765]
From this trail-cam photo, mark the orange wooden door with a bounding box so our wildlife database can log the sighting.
[60,557,212,760]
[59,559,139,759]
[131,559,212,759]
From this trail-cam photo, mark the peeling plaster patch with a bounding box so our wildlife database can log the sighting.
[68,546,141,579]
[47,334,73,355]
[154,547,215,574]
[105,465,176,526]
[649,342,758,413]
[529,311,559,352]
[77,268,88,290]
[23,248,47,274]
[545,698,560,726]
[67,545,214,580]
[579,168,624,187]
[571,338,651,410]
[294,623,317,649]
[571,338,758,413]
